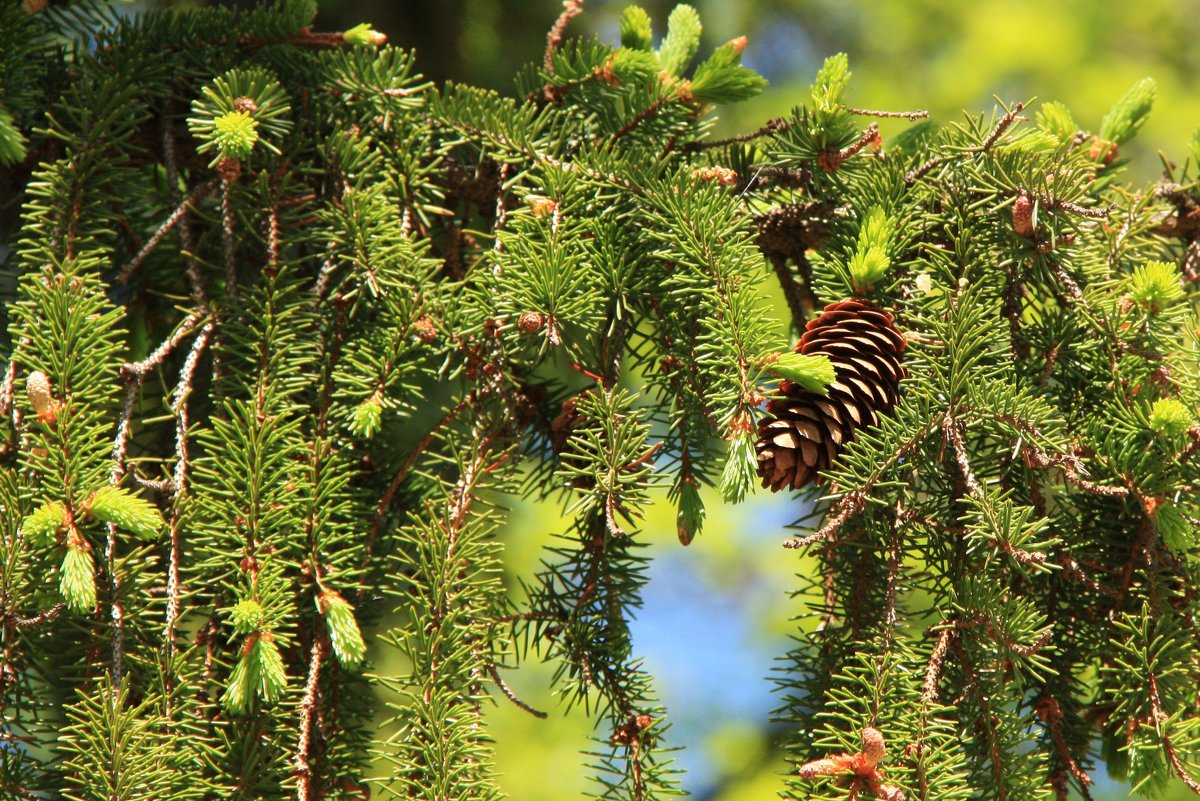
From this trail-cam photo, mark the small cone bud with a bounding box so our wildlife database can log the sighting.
[861,727,886,766]
[217,156,242,182]
[695,166,738,185]
[232,96,258,114]
[518,311,546,333]
[526,195,557,217]
[412,315,437,343]
[1012,193,1035,237]
[27,370,54,418]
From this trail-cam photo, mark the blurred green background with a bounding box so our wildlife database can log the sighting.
[173,1,1200,797]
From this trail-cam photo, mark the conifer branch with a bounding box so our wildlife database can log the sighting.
[906,101,1024,183]
[121,313,207,381]
[162,115,208,304]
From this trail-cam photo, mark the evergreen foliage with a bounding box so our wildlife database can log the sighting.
[1,1,1199,800]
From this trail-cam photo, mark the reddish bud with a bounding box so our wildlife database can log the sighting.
[1012,192,1035,237]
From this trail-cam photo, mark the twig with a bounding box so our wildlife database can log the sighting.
[944,412,981,497]
[543,0,586,72]
[769,254,809,333]
[162,116,207,304]
[906,101,1024,184]
[116,181,216,285]
[220,177,238,298]
[922,627,954,704]
[10,603,65,630]
[904,155,944,185]
[294,635,326,801]
[311,244,340,303]
[1149,669,1200,794]
[613,96,669,140]
[1040,197,1113,220]
[1022,447,1129,497]
[164,322,213,659]
[105,383,141,685]
[0,359,15,419]
[819,123,879,172]
[685,118,790,151]
[265,203,281,276]
[783,492,866,550]
[364,398,472,562]
[979,101,1025,151]
[1035,695,1094,800]
[847,106,929,121]
[487,663,548,719]
[121,313,206,381]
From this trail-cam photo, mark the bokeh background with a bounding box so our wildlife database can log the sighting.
[181,1,1200,798]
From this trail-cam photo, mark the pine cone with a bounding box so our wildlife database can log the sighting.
[756,300,907,491]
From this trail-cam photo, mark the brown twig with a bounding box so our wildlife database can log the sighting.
[220,176,238,298]
[783,492,866,550]
[847,106,929,121]
[487,663,548,719]
[685,118,790,151]
[165,322,214,656]
[544,0,586,72]
[613,95,670,140]
[922,627,954,704]
[10,603,65,630]
[364,398,473,561]
[1022,447,1129,497]
[294,635,326,801]
[1148,669,1200,794]
[944,412,982,497]
[906,101,1024,184]
[117,181,216,285]
[121,313,206,381]
[0,359,15,420]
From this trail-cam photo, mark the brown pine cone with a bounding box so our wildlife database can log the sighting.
[756,300,907,491]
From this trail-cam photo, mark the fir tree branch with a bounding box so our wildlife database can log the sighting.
[906,101,1024,184]
[121,312,207,381]
[922,626,954,704]
[165,321,213,656]
[365,396,472,562]
[1034,695,1094,801]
